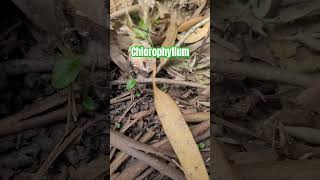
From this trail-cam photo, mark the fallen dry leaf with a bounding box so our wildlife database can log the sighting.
[159,13,178,67]
[152,64,209,180]
[178,16,207,32]
[177,21,210,44]
[162,13,178,47]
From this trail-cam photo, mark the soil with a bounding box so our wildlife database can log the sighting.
[0,0,108,179]
[213,0,320,180]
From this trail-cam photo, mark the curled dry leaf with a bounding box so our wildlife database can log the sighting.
[159,13,178,66]
[152,64,209,180]
[162,14,178,47]
[178,16,207,32]
[177,22,210,44]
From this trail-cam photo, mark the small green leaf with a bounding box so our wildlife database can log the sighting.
[82,96,97,111]
[135,91,141,97]
[198,142,206,149]
[133,19,150,39]
[133,28,148,39]
[115,122,122,129]
[126,79,137,91]
[52,58,81,89]
[160,84,169,92]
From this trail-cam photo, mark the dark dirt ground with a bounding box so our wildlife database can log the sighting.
[212,0,320,180]
[0,0,108,179]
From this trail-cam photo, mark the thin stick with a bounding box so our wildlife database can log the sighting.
[117,121,210,179]
[112,78,208,89]
[0,107,68,137]
[212,115,258,138]
[0,91,67,123]
[110,128,156,175]
[110,130,185,180]
[135,167,155,180]
[216,60,314,87]
[111,96,131,104]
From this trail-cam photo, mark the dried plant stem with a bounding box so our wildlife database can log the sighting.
[110,130,185,180]
[110,128,155,175]
[216,60,314,87]
[112,78,208,89]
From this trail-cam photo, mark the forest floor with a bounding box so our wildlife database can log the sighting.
[213,1,320,180]
[110,0,210,179]
[0,0,107,179]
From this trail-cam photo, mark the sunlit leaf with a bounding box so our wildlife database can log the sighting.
[126,79,137,90]
[135,91,141,97]
[198,142,206,149]
[152,64,209,180]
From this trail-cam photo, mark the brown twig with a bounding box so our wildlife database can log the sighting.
[135,167,155,180]
[117,121,209,179]
[215,60,314,87]
[110,130,185,180]
[110,128,156,175]
[212,115,258,138]
[111,96,131,104]
[111,91,132,104]
[0,106,80,137]
[112,78,208,89]
[0,91,67,124]
[183,112,210,123]
[120,110,151,133]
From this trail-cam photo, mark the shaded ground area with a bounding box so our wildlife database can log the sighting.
[0,0,108,179]
[212,0,320,180]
